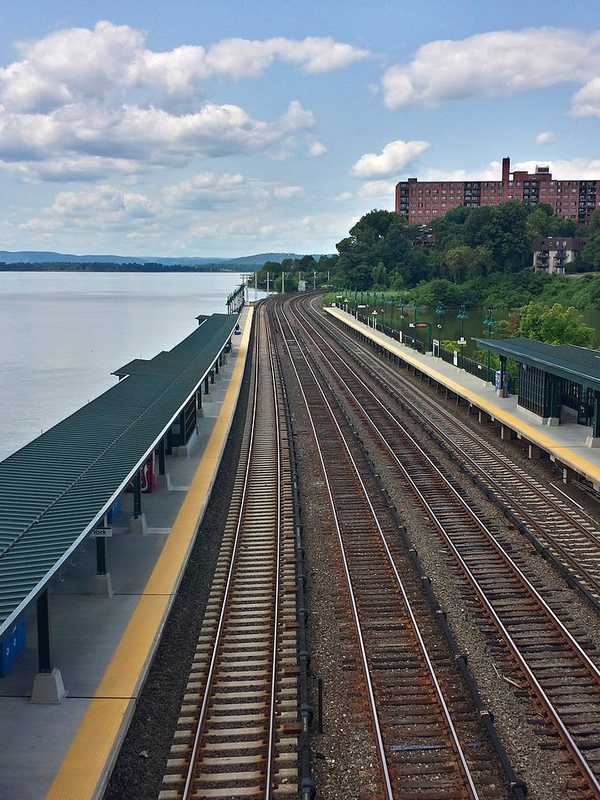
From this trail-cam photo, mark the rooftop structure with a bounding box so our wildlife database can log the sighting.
[396,157,599,225]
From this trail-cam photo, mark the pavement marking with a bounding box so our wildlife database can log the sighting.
[46,307,254,800]
[326,306,600,488]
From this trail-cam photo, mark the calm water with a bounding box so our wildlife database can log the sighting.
[0,272,251,462]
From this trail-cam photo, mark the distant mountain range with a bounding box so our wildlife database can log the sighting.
[0,250,316,268]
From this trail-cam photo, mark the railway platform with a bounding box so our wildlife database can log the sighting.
[0,307,253,800]
[325,305,600,491]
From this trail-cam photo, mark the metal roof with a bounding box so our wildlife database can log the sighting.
[0,313,237,636]
[474,337,600,391]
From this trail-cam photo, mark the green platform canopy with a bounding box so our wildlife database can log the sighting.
[0,313,237,637]
[474,337,600,392]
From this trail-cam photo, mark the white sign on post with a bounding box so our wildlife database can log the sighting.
[91,526,113,538]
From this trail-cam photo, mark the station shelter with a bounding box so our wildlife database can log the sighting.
[0,312,237,701]
[474,337,600,447]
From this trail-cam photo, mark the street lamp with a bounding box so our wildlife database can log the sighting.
[482,306,496,375]
[435,302,445,334]
[456,304,468,345]
[399,301,406,340]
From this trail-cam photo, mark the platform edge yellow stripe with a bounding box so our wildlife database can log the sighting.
[46,307,254,800]
[326,306,600,487]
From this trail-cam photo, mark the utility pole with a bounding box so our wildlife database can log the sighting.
[254,269,258,292]
[266,272,270,293]
[282,271,286,294]
[313,270,316,290]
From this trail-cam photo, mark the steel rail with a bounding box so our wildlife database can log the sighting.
[264,319,282,799]
[273,300,481,800]
[181,310,283,800]
[309,295,600,601]
[291,294,600,797]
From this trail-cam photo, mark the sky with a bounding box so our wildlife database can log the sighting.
[1,1,600,257]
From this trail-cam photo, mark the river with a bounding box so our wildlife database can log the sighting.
[0,272,253,462]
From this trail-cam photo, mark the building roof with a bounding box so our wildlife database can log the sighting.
[0,312,237,636]
[474,337,600,391]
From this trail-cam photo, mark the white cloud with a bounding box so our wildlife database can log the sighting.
[205,36,368,79]
[0,154,141,182]
[572,77,600,116]
[382,28,600,110]
[352,139,430,178]
[308,140,327,157]
[20,185,157,233]
[335,191,353,201]
[0,101,310,177]
[163,172,303,210]
[273,185,303,198]
[163,172,246,208]
[0,22,366,113]
[535,130,557,144]
[281,100,315,130]
[357,179,396,197]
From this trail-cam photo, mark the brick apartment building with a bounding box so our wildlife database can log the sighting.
[395,157,599,225]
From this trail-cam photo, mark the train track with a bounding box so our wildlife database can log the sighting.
[288,293,600,798]
[160,308,299,800]
[271,298,514,800]
[308,295,600,611]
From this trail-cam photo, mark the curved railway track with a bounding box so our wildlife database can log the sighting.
[271,299,513,800]
[308,295,600,610]
[160,308,299,800]
[286,293,600,799]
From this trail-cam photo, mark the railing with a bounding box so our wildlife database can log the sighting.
[459,353,497,385]
[351,306,520,395]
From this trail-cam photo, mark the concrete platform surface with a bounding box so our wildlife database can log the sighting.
[326,305,600,488]
[0,306,253,800]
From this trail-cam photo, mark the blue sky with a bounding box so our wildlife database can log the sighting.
[1,1,600,257]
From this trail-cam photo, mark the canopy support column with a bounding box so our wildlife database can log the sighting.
[156,436,170,490]
[586,390,600,448]
[31,590,66,704]
[129,471,147,533]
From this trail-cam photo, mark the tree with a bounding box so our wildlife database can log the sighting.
[445,245,476,283]
[580,236,600,271]
[514,302,595,347]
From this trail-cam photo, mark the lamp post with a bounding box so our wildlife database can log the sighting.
[482,306,496,375]
[457,304,467,345]
[435,302,445,338]
[399,301,406,340]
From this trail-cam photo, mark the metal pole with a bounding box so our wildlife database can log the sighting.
[282,271,286,293]
[133,471,142,519]
[37,590,52,673]
[96,537,107,576]
[266,272,270,293]
[313,271,316,290]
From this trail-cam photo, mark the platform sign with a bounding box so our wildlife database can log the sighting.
[91,526,113,538]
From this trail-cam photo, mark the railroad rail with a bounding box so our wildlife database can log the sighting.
[289,294,600,798]
[160,308,299,800]
[271,298,512,800]
[312,295,600,611]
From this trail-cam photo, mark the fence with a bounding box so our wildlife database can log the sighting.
[350,306,520,395]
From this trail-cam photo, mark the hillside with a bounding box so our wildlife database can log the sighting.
[0,250,312,267]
